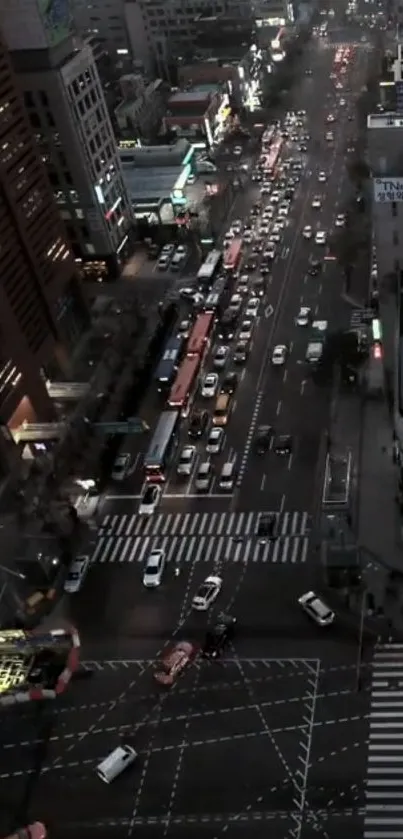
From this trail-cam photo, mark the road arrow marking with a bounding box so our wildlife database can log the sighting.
[265,304,274,318]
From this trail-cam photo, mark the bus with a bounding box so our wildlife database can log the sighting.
[154,336,185,391]
[143,410,180,482]
[167,355,200,416]
[265,138,283,175]
[223,238,242,273]
[186,311,215,358]
[197,249,222,288]
[262,126,276,148]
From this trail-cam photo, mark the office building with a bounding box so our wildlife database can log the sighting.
[124,0,254,76]
[72,0,130,57]
[0,2,133,280]
[0,29,88,476]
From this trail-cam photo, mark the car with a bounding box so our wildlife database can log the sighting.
[201,372,219,398]
[192,575,223,611]
[302,225,313,239]
[237,275,249,294]
[245,296,260,317]
[221,371,238,394]
[12,825,47,839]
[311,196,322,209]
[154,641,196,686]
[325,131,334,142]
[262,206,274,219]
[270,191,281,204]
[252,276,265,296]
[219,310,238,341]
[239,320,253,342]
[143,549,166,588]
[243,231,253,244]
[234,145,242,155]
[213,345,229,369]
[177,445,196,477]
[177,318,192,338]
[298,144,307,153]
[260,264,271,275]
[298,591,335,626]
[269,229,281,244]
[229,294,243,313]
[224,229,235,242]
[206,426,225,454]
[335,213,346,227]
[232,219,242,234]
[273,434,293,455]
[245,259,258,272]
[318,172,327,183]
[254,425,273,454]
[326,114,335,123]
[308,260,321,276]
[264,244,276,260]
[272,344,287,366]
[315,230,327,245]
[179,285,197,300]
[296,306,311,326]
[188,410,209,438]
[64,555,90,594]
[233,341,248,364]
[202,613,236,658]
[139,483,161,515]
[257,512,277,539]
[111,453,131,481]
[340,97,346,105]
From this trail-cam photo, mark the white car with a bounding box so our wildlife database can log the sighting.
[237,275,249,293]
[318,172,327,183]
[224,229,235,242]
[270,192,281,204]
[192,575,223,611]
[263,207,274,219]
[177,318,192,338]
[201,372,219,398]
[234,146,242,155]
[264,245,276,260]
[315,230,327,245]
[143,549,166,588]
[273,219,285,230]
[298,590,335,626]
[232,219,242,233]
[64,555,90,594]
[177,445,196,476]
[302,225,313,239]
[246,297,260,317]
[229,294,243,312]
[111,453,131,481]
[270,230,281,243]
[139,484,162,516]
[213,345,229,369]
[272,344,287,366]
[206,426,225,454]
[296,307,311,326]
[259,225,270,235]
[311,196,322,209]
[335,214,346,227]
[239,320,253,341]
[278,205,289,218]
[243,231,253,244]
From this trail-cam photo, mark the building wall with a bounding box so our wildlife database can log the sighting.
[0,31,87,437]
[11,42,132,273]
[72,0,129,54]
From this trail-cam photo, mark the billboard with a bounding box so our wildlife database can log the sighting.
[38,0,72,47]
[373,177,403,203]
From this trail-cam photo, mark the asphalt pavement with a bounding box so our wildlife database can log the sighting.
[0,21,377,839]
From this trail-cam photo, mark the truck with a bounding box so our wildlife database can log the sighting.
[305,320,328,364]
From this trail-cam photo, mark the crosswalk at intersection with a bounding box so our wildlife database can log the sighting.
[91,511,312,566]
[365,644,403,839]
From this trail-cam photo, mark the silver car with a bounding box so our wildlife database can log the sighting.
[298,591,335,626]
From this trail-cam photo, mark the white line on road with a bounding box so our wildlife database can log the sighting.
[283,369,288,383]
[260,474,266,491]
[280,493,286,513]
[288,454,294,472]
[276,400,282,416]
[300,380,306,395]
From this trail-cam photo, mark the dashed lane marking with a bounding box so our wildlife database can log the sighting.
[236,392,263,487]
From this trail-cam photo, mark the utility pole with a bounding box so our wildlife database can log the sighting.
[355,587,367,691]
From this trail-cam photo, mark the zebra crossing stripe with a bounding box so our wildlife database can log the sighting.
[98,510,312,539]
[365,644,403,838]
[90,534,309,565]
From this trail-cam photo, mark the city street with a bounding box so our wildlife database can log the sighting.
[0,16,377,839]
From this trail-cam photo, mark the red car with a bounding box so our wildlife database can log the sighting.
[6,824,46,839]
[154,641,196,686]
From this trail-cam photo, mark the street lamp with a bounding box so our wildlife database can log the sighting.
[0,563,25,581]
[355,586,367,691]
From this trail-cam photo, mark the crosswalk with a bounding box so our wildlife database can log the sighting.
[365,644,403,839]
[91,511,311,566]
[98,510,312,538]
[90,533,309,565]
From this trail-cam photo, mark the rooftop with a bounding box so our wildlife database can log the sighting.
[168,90,211,104]
[122,165,183,205]
[0,629,72,698]
[368,112,403,128]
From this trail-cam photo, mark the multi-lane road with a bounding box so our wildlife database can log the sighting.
[0,21,379,839]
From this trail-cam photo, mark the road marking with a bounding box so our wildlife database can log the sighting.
[276,400,282,415]
[265,303,274,318]
[236,391,263,487]
[260,474,266,491]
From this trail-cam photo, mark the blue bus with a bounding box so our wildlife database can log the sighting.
[143,411,180,482]
[154,336,185,392]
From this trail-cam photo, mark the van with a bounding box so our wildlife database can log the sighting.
[96,745,137,783]
[204,292,220,312]
[213,394,231,426]
[195,461,213,491]
[219,461,236,490]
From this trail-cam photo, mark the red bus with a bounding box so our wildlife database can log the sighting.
[265,138,283,175]
[186,312,215,358]
[262,126,276,148]
[223,238,242,272]
[168,355,200,416]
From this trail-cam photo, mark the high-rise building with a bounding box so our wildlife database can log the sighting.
[0,0,133,280]
[0,28,88,476]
